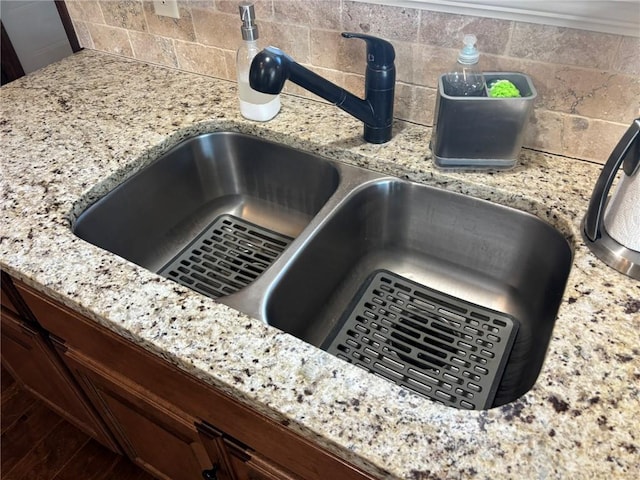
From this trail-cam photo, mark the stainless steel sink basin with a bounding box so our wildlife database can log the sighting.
[264,180,573,409]
[73,131,573,410]
[74,132,340,285]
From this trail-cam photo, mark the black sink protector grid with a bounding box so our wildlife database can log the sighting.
[159,214,292,299]
[325,270,519,409]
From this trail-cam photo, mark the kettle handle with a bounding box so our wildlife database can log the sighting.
[583,118,640,242]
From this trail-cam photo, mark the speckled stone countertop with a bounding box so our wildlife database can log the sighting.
[1,51,638,479]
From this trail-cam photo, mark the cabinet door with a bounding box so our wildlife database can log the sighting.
[0,309,119,452]
[63,347,231,480]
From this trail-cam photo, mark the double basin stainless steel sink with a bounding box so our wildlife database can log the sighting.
[74,132,573,410]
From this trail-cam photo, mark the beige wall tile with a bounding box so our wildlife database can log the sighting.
[419,11,511,55]
[72,20,94,49]
[389,40,413,83]
[224,50,237,81]
[393,41,454,88]
[394,83,436,126]
[88,23,133,56]
[343,72,365,98]
[142,0,196,42]
[259,21,310,62]
[384,37,511,91]
[310,29,366,75]
[528,64,640,123]
[100,0,147,32]
[280,66,365,103]
[562,116,628,163]
[613,36,640,75]
[66,0,104,23]
[191,6,237,49]
[523,109,564,155]
[566,71,640,123]
[274,0,341,30]
[509,24,619,70]
[174,41,227,78]
[343,0,419,42]
[283,65,347,102]
[129,31,178,67]
[216,0,273,20]
[311,33,448,90]
[192,0,214,9]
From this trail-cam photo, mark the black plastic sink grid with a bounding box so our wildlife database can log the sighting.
[325,270,519,410]
[159,214,292,299]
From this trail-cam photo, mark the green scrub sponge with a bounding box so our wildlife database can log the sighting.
[488,79,521,98]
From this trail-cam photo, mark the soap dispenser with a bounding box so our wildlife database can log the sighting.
[236,2,280,121]
[444,34,485,97]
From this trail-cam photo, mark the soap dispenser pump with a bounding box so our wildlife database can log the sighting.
[444,34,486,97]
[236,3,280,121]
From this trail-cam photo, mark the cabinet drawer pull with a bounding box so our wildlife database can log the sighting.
[201,464,219,480]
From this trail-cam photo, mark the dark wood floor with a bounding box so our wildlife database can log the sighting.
[1,365,154,480]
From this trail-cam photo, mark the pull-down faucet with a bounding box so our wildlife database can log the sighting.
[249,32,396,144]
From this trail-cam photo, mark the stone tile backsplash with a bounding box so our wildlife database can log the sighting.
[66,0,640,163]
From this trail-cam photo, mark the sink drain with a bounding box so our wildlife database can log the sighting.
[325,270,519,409]
[159,214,292,299]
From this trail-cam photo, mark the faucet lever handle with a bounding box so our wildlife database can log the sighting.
[341,32,395,69]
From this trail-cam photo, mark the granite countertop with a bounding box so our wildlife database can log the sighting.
[1,51,638,479]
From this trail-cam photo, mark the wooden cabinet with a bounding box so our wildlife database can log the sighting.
[62,347,230,480]
[7,274,375,480]
[0,275,119,452]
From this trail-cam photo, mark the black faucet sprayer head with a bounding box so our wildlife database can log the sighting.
[249,33,396,144]
[249,47,290,95]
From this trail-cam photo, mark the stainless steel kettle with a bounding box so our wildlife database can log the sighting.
[582,118,640,280]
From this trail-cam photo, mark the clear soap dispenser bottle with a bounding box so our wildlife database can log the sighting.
[444,34,486,97]
[237,2,280,121]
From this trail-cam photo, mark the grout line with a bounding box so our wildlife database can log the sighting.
[504,20,515,56]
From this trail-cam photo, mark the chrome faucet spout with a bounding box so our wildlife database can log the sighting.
[249,33,395,144]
